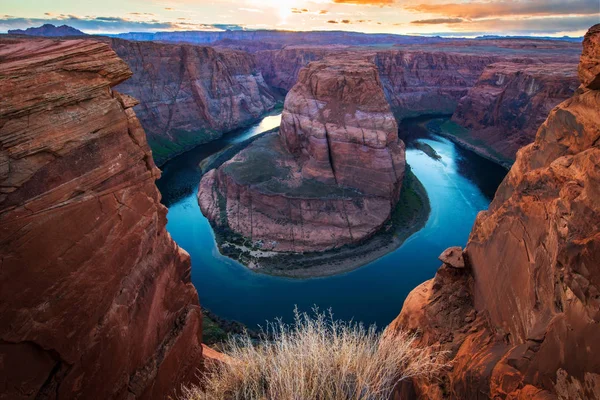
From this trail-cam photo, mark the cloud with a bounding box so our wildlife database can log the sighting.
[411,18,464,25]
[239,8,263,13]
[406,0,599,19]
[327,20,338,23]
[0,16,238,34]
[164,7,174,11]
[341,19,351,23]
[319,10,328,14]
[333,0,394,4]
[430,14,598,36]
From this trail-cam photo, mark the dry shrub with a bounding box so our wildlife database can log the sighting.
[184,308,446,400]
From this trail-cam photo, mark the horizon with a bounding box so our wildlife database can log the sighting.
[1,0,598,38]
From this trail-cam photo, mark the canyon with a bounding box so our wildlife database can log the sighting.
[26,32,574,167]
[0,38,202,399]
[451,61,580,165]
[198,56,406,256]
[107,38,278,166]
[0,24,598,400]
[385,24,600,399]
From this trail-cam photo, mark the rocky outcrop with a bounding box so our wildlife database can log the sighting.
[0,38,202,399]
[385,24,600,399]
[108,38,277,165]
[279,57,404,199]
[198,56,405,253]
[451,62,579,162]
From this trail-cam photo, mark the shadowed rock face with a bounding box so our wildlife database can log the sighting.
[198,57,405,253]
[0,38,202,399]
[108,38,277,165]
[385,24,600,399]
[452,62,579,162]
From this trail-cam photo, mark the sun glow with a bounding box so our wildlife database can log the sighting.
[248,0,300,23]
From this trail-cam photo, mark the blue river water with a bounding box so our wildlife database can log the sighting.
[157,114,507,329]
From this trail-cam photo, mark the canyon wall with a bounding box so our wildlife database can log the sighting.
[373,51,499,119]
[386,24,600,399]
[257,45,579,166]
[108,38,277,165]
[0,38,202,399]
[452,61,579,162]
[257,48,497,120]
[199,56,405,253]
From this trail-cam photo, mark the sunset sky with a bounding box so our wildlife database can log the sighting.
[1,0,598,37]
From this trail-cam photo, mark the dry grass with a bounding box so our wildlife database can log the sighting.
[183,308,447,400]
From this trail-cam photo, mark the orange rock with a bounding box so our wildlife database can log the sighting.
[0,38,203,399]
[386,24,600,399]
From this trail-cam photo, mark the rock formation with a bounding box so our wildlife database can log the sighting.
[385,24,600,399]
[0,38,202,399]
[373,51,499,120]
[198,56,405,253]
[257,47,498,119]
[108,38,277,165]
[452,61,579,162]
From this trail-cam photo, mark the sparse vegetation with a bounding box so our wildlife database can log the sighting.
[183,308,447,400]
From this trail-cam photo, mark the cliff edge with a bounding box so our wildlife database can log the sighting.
[0,38,203,399]
[385,24,600,399]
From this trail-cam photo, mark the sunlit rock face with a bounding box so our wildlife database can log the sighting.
[198,56,406,253]
[0,38,202,400]
[385,24,600,400]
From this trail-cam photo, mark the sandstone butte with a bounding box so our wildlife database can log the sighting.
[385,24,600,399]
[106,38,277,165]
[0,38,203,399]
[198,56,405,252]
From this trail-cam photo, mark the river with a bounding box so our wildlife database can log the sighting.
[156,113,507,329]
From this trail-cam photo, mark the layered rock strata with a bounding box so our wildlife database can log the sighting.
[0,38,202,399]
[257,47,498,119]
[451,61,579,162]
[198,57,405,253]
[108,38,277,165]
[385,24,600,399]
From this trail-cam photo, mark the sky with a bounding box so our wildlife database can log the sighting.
[1,0,598,37]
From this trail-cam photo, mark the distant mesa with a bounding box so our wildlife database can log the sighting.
[8,24,86,37]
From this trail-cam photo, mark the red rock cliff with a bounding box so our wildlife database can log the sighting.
[452,61,579,163]
[0,38,202,399]
[198,56,405,253]
[385,24,600,399]
[257,47,497,119]
[108,38,277,165]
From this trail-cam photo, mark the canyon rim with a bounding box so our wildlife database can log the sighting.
[0,5,598,400]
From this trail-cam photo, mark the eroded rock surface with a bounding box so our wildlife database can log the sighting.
[198,56,405,253]
[385,24,600,399]
[0,38,202,399]
[108,38,277,164]
[452,62,579,162]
